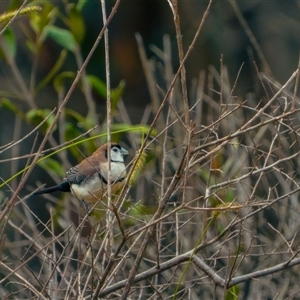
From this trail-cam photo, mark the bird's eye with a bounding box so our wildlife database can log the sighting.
[112,147,118,152]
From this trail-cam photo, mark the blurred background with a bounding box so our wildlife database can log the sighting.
[1,1,300,298]
[0,0,299,216]
[0,1,299,116]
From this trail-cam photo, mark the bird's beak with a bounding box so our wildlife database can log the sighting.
[120,147,129,156]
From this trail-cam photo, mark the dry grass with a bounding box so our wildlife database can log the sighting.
[1,1,300,299]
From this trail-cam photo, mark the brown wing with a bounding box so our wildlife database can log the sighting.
[66,146,108,185]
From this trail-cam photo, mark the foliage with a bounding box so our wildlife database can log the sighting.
[1,1,300,299]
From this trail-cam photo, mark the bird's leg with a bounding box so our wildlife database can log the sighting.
[81,199,91,216]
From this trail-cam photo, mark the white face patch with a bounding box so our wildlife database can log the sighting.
[110,146,128,163]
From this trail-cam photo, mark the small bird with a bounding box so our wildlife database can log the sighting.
[34,143,128,207]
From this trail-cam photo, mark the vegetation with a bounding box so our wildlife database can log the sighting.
[1,1,300,299]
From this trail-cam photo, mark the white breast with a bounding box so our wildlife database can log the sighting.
[70,162,126,203]
[70,175,105,202]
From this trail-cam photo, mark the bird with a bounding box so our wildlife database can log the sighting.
[33,142,128,207]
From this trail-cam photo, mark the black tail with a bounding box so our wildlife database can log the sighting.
[33,181,71,195]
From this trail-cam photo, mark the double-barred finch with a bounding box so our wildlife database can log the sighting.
[34,143,128,206]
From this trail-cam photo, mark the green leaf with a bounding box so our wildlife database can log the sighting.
[38,157,65,178]
[65,109,97,144]
[86,75,126,110]
[86,75,107,98]
[64,122,81,141]
[1,28,16,59]
[77,0,89,11]
[111,123,157,137]
[7,0,22,11]
[111,80,126,109]
[64,123,87,160]
[225,286,239,300]
[53,71,75,94]
[29,3,56,35]
[65,109,87,126]
[0,98,22,116]
[68,4,85,44]
[26,109,56,133]
[41,25,76,52]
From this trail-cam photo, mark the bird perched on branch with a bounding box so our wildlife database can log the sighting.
[34,143,128,207]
